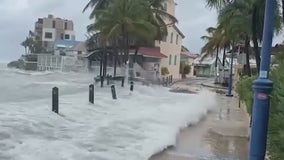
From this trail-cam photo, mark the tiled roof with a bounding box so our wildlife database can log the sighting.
[181,52,199,59]
[130,47,167,58]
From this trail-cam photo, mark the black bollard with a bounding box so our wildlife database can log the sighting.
[170,75,173,84]
[130,81,134,91]
[121,78,125,87]
[100,77,104,88]
[89,84,94,104]
[111,85,117,99]
[52,87,59,114]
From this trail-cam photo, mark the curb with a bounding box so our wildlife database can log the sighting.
[201,83,227,90]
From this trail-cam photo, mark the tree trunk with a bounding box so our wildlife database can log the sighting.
[113,41,118,77]
[282,0,284,23]
[222,46,226,67]
[252,5,261,73]
[214,47,219,83]
[215,47,219,68]
[244,35,252,76]
[134,46,139,63]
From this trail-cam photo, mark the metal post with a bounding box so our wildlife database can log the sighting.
[111,85,117,99]
[226,48,234,97]
[249,0,276,159]
[89,84,94,104]
[52,87,59,114]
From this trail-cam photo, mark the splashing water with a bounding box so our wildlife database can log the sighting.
[0,69,217,160]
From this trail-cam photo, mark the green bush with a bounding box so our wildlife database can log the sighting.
[161,67,169,76]
[183,65,191,74]
[235,75,256,114]
[236,51,284,159]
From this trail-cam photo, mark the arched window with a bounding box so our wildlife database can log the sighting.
[174,55,177,65]
[170,33,173,43]
[176,35,179,45]
[169,54,172,65]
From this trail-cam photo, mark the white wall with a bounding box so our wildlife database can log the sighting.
[42,28,56,42]
[64,30,76,40]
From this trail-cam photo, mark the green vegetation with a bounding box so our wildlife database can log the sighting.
[84,0,177,63]
[236,52,284,159]
[203,0,282,76]
[180,61,191,79]
[161,67,169,76]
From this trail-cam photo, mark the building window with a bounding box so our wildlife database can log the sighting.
[52,20,56,28]
[169,54,172,65]
[162,35,167,42]
[176,35,179,45]
[65,34,70,39]
[64,22,68,30]
[174,55,177,65]
[170,33,173,43]
[44,32,53,39]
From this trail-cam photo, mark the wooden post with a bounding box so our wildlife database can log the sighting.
[111,85,117,99]
[130,82,134,91]
[52,87,59,114]
[89,84,94,104]
[121,78,125,87]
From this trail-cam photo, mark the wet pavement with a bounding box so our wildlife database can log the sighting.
[150,80,250,160]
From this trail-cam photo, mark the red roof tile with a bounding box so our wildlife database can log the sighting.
[130,47,167,58]
[181,52,199,59]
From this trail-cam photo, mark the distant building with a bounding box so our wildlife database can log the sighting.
[54,40,87,56]
[155,0,185,79]
[34,14,76,51]
[129,0,185,80]
[180,51,199,77]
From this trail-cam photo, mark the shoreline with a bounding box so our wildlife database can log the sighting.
[150,82,250,160]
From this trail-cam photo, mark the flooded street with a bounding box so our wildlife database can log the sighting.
[151,81,250,160]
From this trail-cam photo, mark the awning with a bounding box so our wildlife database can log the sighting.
[130,47,167,58]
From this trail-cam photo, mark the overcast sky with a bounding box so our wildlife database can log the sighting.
[0,0,283,62]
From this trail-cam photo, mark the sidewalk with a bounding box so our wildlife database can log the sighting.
[150,95,250,160]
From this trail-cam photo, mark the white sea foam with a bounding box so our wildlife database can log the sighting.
[0,69,216,160]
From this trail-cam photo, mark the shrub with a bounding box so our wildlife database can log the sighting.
[161,67,169,76]
[235,51,284,159]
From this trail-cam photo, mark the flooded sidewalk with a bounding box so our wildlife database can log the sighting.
[150,94,250,160]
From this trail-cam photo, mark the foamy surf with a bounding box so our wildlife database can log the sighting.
[0,71,216,160]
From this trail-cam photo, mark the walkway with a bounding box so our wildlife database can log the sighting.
[150,89,250,160]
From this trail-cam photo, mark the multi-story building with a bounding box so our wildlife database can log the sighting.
[155,0,185,79]
[34,14,76,51]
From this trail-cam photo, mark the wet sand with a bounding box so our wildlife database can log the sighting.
[150,94,250,160]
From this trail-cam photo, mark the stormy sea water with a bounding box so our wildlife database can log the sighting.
[0,65,216,160]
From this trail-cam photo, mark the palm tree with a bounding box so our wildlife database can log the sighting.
[83,0,177,41]
[201,27,229,81]
[205,0,282,73]
[21,38,28,54]
[87,0,157,62]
